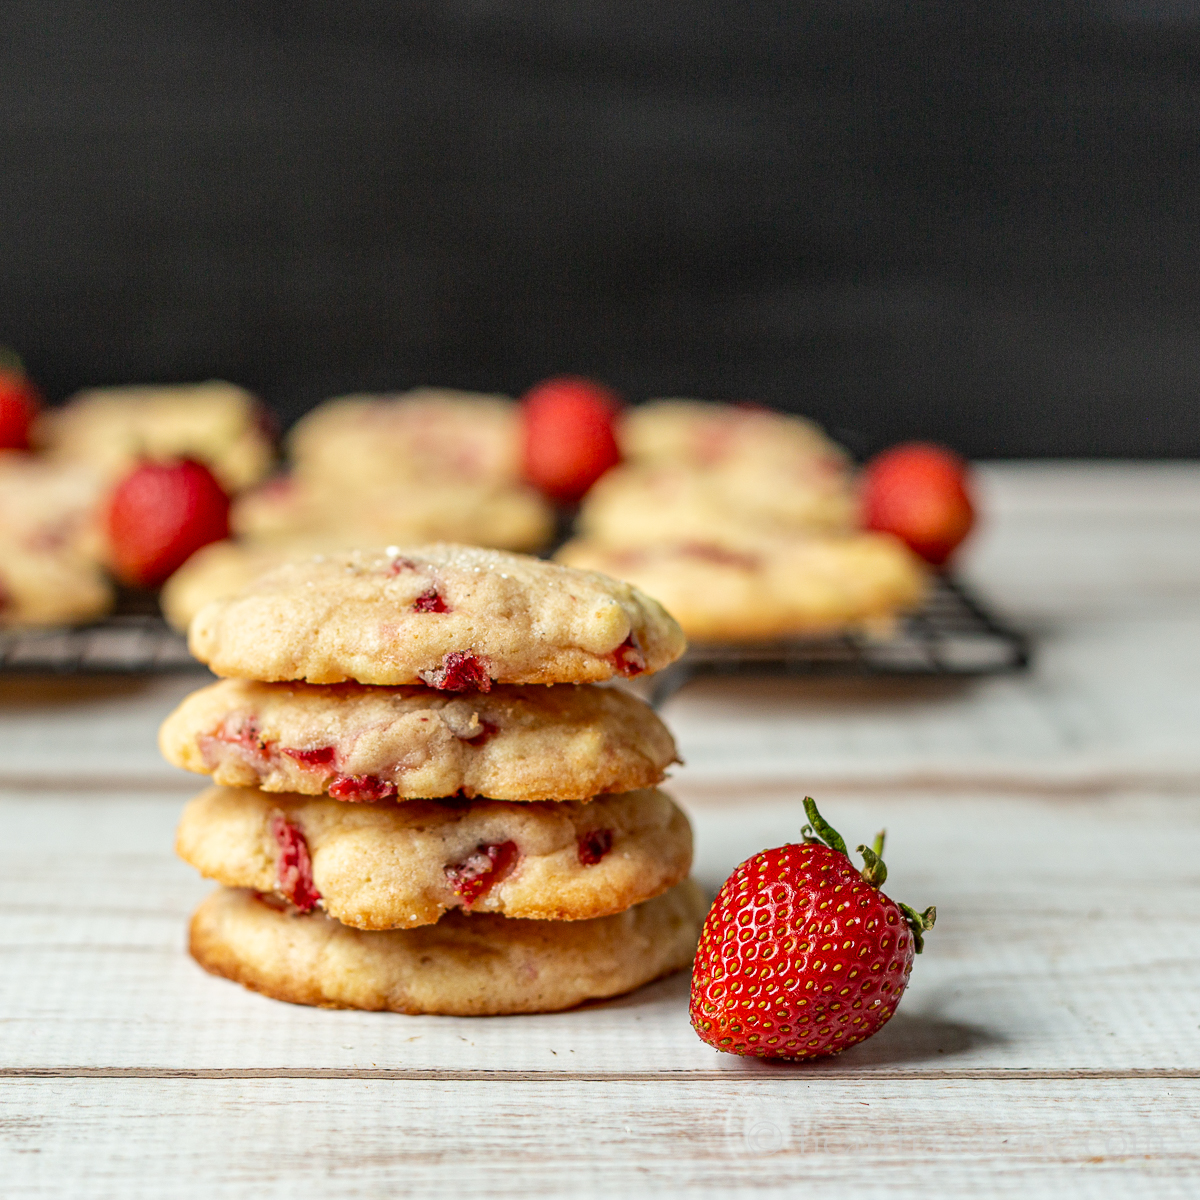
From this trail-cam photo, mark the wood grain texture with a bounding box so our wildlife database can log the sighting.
[3,1078,1197,1198]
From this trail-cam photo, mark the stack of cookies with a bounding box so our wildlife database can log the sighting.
[160,544,706,1015]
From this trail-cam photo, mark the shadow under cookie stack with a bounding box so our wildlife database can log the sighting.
[160,544,706,1015]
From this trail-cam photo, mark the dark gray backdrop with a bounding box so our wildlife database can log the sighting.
[3,2,1199,457]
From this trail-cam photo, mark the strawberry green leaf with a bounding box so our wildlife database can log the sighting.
[801,797,848,857]
[857,842,888,888]
[898,903,937,954]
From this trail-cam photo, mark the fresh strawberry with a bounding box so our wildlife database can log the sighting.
[0,365,42,450]
[861,442,975,566]
[519,375,622,503]
[690,798,935,1060]
[105,458,230,588]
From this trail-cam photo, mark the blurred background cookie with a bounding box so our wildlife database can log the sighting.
[34,381,274,494]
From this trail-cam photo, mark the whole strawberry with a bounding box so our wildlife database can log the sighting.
[690,798,935,1060]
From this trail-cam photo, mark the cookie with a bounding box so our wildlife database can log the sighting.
[189,879,706,1015]
[0,539,113,626]
[34,381,273,494]
[160,678,678,800]
[161,537,357,633]
[287,389,520,490]
[557,533,927,642]
[577,462,856,546]
[620,399,847,473]
[188,544,686,686]
[0,452,106,561]
[176,784,692,928]
[230,474,552,552]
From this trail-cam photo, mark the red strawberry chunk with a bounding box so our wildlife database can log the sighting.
[213,715,273,763]
[420,651,492,692]
[270,814,321,912]
[413,588,450,613]
[612,634,646,677]
[577,828,613,865]
[281,745,337,769]
[445,840,518,906]
[328,774,398,802]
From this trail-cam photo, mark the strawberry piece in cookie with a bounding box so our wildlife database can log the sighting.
[420,650,492,692]
[202,714,273,768]
[328,774,398,803]
[269,814,321,912]
[613,634,646,677]
[577,828,613,865]
[445,840,519,906]
[281,745,337,769]
[413,588,449,613]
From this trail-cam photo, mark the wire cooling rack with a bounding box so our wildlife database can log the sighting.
[0,584,203,674]
[0,574,1028,683]
[0,614,200,674]
[645,574,1030,707]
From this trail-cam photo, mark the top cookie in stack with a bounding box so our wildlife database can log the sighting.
[166,544,702,1016]
[186,543,685,686]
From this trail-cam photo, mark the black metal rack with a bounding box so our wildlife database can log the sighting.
[0,613,201,675]
[646,574,1030,706]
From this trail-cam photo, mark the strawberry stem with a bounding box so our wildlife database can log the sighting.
[804,799,936,953]
[857,842,888,888]
[800,797,848,856]
[898,903,937,954]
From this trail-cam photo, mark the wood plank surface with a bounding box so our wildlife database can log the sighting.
[4,1078,1198,1198]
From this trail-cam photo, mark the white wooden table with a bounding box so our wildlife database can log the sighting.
[3,463,1199,1198]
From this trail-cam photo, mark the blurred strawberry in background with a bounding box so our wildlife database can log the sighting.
[862,442,976,566]
[0,353,42,450]
[520,375,622,503]
[106,459,230,587]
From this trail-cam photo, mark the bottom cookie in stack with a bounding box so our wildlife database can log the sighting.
[178,784,704,1015]
[191,882,705,1017]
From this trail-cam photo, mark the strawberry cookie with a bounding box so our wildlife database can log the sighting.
[189,880,706,1016]
[160,537,344,633]
[160,679,677,801]
[0,454,113,626]
[230,475,553,555]
[287,388,521,490]
[620,398,847,474]
[557,531,926,642]
[34,381,273,494]
[0,540,113,626]
[576,461,856,546]
[176,785,692,928]
[187,544,686,686]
